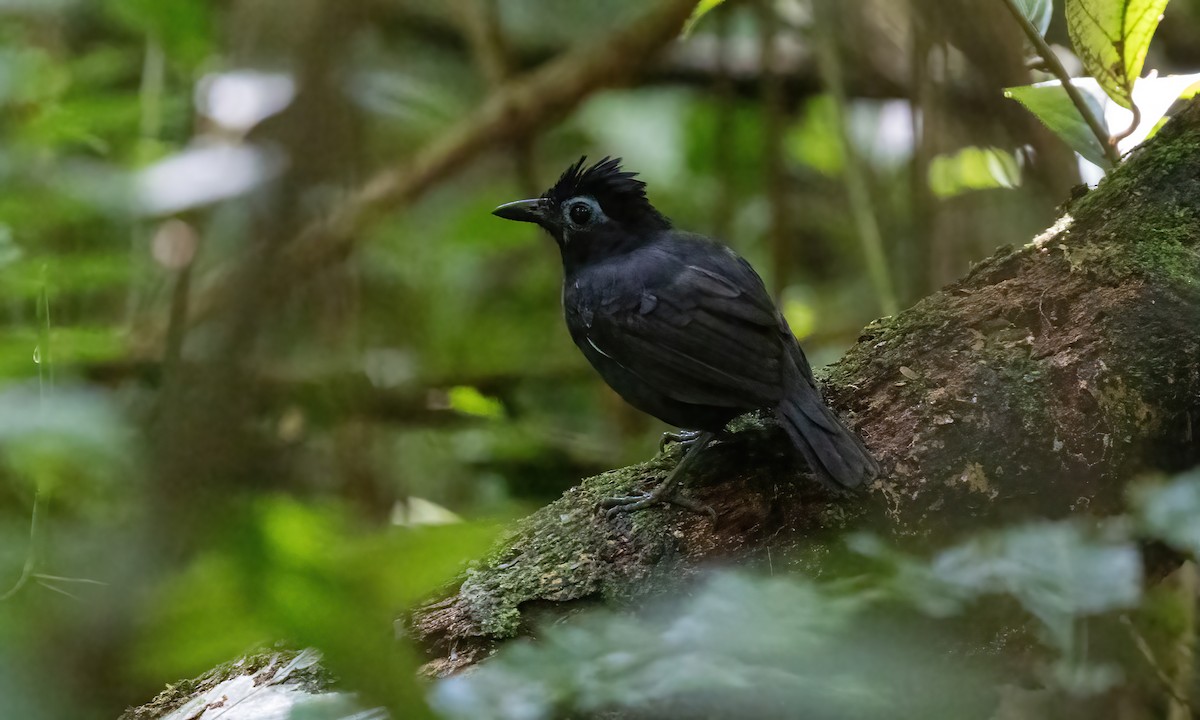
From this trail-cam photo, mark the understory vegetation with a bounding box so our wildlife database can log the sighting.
[1,1,1198,718]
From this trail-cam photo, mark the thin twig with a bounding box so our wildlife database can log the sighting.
[163,262,192,368]
[125,36,165,325]
[757,0,790,300]
[2,277,53,603]
[0,490,42,602]
[37,267,53,395]
[711,2,735,240]
[36,580,81,601]
[909,4,935,298]
[450,0,510,86]
[811,0,899,316]
[1167,562,1196,720]
[32,573,108,586]
[1121,613,1192,707]
[451,0,540,195]
[997,0,1120,167]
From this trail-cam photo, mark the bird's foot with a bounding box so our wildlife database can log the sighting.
[600,488,717,522]
[603,430,717,522]
[658,429,703,453]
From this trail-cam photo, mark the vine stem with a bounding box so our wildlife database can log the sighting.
[2,274,52,602]
[1111,101,1142,148]
[0,491,42,601]
[811,0,900,316]
[998,0,1121,167]
[758,0,790,300]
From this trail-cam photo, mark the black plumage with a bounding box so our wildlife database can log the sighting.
[493,157,878,513]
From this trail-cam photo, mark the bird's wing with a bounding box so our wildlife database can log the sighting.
[586,261,787,408]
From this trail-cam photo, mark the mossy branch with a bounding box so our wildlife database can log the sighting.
[413,98,1200,674]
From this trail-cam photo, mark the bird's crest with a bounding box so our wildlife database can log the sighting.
[544,156,669,229]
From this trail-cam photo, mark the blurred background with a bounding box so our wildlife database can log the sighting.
[2,0,1199,717]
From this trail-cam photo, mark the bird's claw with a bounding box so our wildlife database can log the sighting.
[601,491,717,522]
[605,430,717,521]
[658,429,703,453]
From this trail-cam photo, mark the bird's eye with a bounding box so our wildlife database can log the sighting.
[568,202,593,226]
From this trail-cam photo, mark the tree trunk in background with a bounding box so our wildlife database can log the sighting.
[413,99,1200,675]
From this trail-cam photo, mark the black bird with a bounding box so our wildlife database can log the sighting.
[493,157,878,517]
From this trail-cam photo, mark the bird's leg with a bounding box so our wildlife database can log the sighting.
[602,431,717,521]
[658,428,703,453]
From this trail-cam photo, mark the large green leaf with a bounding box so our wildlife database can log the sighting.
[1005,80,1112,167]
[1016,0,1054,35]
[1065,0,1171,109]
[1008,74,1200,166]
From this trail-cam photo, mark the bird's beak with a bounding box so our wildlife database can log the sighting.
[492,198,544,224]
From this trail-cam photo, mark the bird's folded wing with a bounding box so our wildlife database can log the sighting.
[588,264,785,408]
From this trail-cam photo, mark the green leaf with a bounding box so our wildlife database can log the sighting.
[1005,80,1112,167]
[1009,74,1199,164]
[682,0,726,36]
[1065,0,1171,109]
[928,146,1021,198]
[447,385,505,419]
[1015,0,1054,35]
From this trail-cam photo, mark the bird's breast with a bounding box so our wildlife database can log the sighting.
[562,279,595,329]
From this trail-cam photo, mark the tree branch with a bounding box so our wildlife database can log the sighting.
[413,98,1200,675]
[132,0,700,354]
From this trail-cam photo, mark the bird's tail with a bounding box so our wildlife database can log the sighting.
[775,355,879,491]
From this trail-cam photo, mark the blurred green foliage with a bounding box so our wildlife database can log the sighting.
[0,0,1197,718]
[140,500,496,715]
[928,146,1021,197]
[435,572,996,720]
[436,473,1200,718]
[1133,468,1200,557]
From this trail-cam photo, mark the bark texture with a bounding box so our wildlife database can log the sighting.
[413,99,1200,675]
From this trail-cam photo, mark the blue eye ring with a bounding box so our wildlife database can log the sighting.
[562,196,604,229]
